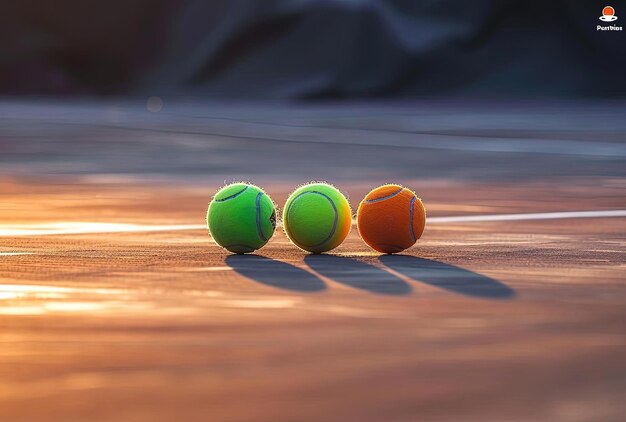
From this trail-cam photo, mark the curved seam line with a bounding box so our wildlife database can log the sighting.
[409,196,416,242]
[214,186,249,202]
[256,192,267,241]
[287,191,338,248]
[365,187,403,203]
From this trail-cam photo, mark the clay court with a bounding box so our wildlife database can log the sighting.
[1,100,625,421]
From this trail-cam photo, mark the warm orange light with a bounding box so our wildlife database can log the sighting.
[0,221,203,236]
[603,6,615,16]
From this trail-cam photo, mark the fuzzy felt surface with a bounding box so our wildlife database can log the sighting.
[207,183,276,253]
[357,184,426,254]
[283,183,351,253]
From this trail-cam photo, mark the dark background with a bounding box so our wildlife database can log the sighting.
[1,0,625,98]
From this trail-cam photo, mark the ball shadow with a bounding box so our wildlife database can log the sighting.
[379,255,515,299]
[226,255,326,292]
[304,255,411,295]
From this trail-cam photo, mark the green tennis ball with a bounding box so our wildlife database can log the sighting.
[207,183,276,254]
[283,182,352,253]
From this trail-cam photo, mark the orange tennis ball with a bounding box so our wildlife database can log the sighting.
[357,184,426,254]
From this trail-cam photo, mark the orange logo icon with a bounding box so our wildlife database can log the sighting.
[600,6,618,22]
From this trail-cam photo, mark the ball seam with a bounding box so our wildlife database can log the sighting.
[364,187,403,203]
[286,191,338,249]
[255,192,267,242]
[214,185,249,202]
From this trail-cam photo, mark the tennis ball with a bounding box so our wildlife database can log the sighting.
[357,184,426,254]
[207,183,276,254]
[283,183,352,253]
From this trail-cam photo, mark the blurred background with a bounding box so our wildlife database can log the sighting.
[2,3,626,421]
[2,0,625,99]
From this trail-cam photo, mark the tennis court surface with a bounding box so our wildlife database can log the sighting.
[1,100,625,421]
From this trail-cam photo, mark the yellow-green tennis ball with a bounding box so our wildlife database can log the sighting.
[207,183,276,254]
[283,183,352,253]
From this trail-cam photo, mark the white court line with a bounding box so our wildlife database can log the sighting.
[0,252,34,256]
[0,222,204,237]
[428,210,626,223]
[0,210,625,237]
